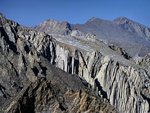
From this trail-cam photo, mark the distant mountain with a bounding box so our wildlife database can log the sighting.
[35,17,150,57]
[34,19,72,35]
[71,17,150,57]
[114,17,150,41]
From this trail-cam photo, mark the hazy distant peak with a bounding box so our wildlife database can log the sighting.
[114,16,129,20]
[34,19,72,35]
[114,16,146,27]
[85,17,104,24]
[114,16,147,28]
[45,19,56,22]
[114,16,150,45]
[114,17,131,24]
[41,19,69,25]
[87,17,99,22]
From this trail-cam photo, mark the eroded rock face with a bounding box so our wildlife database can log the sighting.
[0,13,150,113]
[137,53,150,75]
[0,13,116,113]
[32,26,150,112]
[8,78,116,113]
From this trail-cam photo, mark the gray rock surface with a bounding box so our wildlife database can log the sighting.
[34,19,72,35]
[1,13,150,113]
[114,17,150,41]
[0,13,117,113]
[34,16,150,113]
[35,16,150,57]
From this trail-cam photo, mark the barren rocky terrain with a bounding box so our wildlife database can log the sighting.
[35,17,150,57]
[1,13,150,113]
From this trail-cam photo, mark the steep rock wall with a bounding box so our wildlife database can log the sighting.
[17,26,150,113]
[0,14,117,113]
[1,13,150,113]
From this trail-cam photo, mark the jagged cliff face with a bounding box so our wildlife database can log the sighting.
[0,14,116,113]
[1,13,150,113]
[29,20,150,112]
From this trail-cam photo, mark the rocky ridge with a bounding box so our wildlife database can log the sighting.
[0,13,150,113]
[32,16,150,113]
[34,19,72,35]
[35,17,150,57]
[0,13,116,113]
[114,17,150,41]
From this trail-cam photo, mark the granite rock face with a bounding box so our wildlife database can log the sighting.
[138,53,150,75]
[0,13,116,113]
[33,18,150,112]
[1,13,150,113]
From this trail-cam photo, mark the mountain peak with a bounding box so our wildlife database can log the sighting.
[0,13,6,24]
[113,17,131,24]
[35,19,72,35]
[87,17,99,22]
[41,19,69,26]
[85,17,106,24]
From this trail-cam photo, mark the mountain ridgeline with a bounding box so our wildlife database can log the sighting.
[35,17,150,57]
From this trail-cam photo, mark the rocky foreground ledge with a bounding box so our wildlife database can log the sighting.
[0,13,150,113]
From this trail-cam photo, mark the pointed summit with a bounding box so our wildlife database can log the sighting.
[0,12,7,24]
[114,16,150,44]
[87,17,99,22]
[113,17,131,24]
[86,17,104,24]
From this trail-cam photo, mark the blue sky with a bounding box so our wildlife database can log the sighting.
[0,0,150,27]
